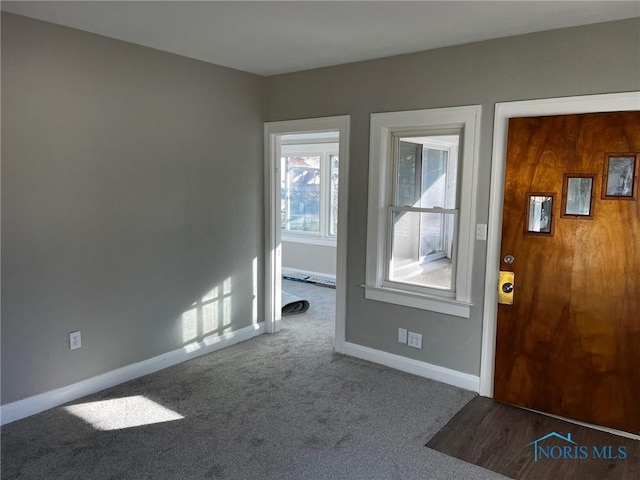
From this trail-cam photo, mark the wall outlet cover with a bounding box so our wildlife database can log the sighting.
[408,331,422,349]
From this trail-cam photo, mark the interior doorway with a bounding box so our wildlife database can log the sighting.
[264,116,350,353]
[280,132,339,283]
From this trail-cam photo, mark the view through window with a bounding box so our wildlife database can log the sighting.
[366,105,480,316]
[390,135,459,291]
[280,136,339,242]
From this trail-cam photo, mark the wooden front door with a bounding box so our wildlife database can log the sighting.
[494,111,640,434]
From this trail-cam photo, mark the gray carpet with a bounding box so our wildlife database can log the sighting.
[1,280,507,480]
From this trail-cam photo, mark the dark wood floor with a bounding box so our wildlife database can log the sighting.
[426,396,639,480]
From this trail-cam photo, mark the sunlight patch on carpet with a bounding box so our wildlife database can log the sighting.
[64,395,184,431]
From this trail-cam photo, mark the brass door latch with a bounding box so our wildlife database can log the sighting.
[498,271,515,305]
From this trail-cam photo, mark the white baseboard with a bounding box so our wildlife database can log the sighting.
[282,267,336,281]
[1,323,265,426]
[342,342,480,392]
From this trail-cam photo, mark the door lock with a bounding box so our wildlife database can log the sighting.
[502,282,514,293]
[498,271,515,305]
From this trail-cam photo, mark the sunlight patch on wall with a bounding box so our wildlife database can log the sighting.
[64,396,184,431]
[202,300,219,334]
[201,285,220,334]
[223,277,232,327]
[202,286,218,302]
[181,276,233,344]
[181,305,198,343]
[252,257,258,324]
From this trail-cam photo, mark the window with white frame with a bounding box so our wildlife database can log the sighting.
[364,105,481,318]
[281,141,339,244]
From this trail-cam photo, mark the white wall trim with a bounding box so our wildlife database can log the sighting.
[365,105,481,311]
[264,124,283,334]
[264,115,350,353]
[0,323,265,425]
[343,342,480,392]
[363,284,470,318]
[480,91,640,398]
[282,234,337,247]
[282,267,336,281]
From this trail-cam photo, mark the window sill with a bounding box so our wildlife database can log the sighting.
[362,284,472,318]
[282,234,337,247]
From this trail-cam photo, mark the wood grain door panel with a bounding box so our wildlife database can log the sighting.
[494,112,640,434]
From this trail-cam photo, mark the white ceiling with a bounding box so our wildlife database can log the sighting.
[2,1,639,76]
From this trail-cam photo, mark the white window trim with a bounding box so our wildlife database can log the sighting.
[364,105,482,318]
[280,143,339,246]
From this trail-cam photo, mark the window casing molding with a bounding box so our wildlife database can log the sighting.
[364,105,482,318]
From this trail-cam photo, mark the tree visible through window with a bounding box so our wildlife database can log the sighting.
[281,155,321,233]
[281,144,338,241]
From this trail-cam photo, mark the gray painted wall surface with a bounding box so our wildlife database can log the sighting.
[266,19,640,375]
[282,241,336,276]
[1,14,265,404]
[2,13,639,407]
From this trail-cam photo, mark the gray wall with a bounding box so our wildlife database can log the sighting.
[2,12,639,406]
[1,13,265,404]
[266,19,640,375]
[282,241,336,276]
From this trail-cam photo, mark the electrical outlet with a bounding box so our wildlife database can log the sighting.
[398,328,407,344]
[407,331,422,349]
[69,331,82,350]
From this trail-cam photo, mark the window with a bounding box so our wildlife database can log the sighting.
[365,106,481,318]
[391,135,459,290]
[281,140,339,245]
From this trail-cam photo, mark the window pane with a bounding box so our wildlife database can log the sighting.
[422,148,448,208]
[396,141,422,207]
[389,211,455,290]
[395,135,459,209]
[281,156,321,233]
[526,195,553,234]
[330,155,339,236]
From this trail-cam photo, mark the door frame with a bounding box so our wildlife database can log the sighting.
[264,115,350,353]
[479,91,640,397]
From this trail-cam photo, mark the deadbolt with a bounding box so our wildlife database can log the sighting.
[503,254,515,264]
[498,271,515,305]
[502,282,514,293]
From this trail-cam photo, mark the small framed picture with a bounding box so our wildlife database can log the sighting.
[561,174,595,219]
[602,153,638,200]
[525,192,555,236]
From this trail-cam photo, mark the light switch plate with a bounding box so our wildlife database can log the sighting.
[476,223,487,241]
[69,331,82,350]
[398,328,408,344]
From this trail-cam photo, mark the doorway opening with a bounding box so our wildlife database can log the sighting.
[264,116,349,353]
